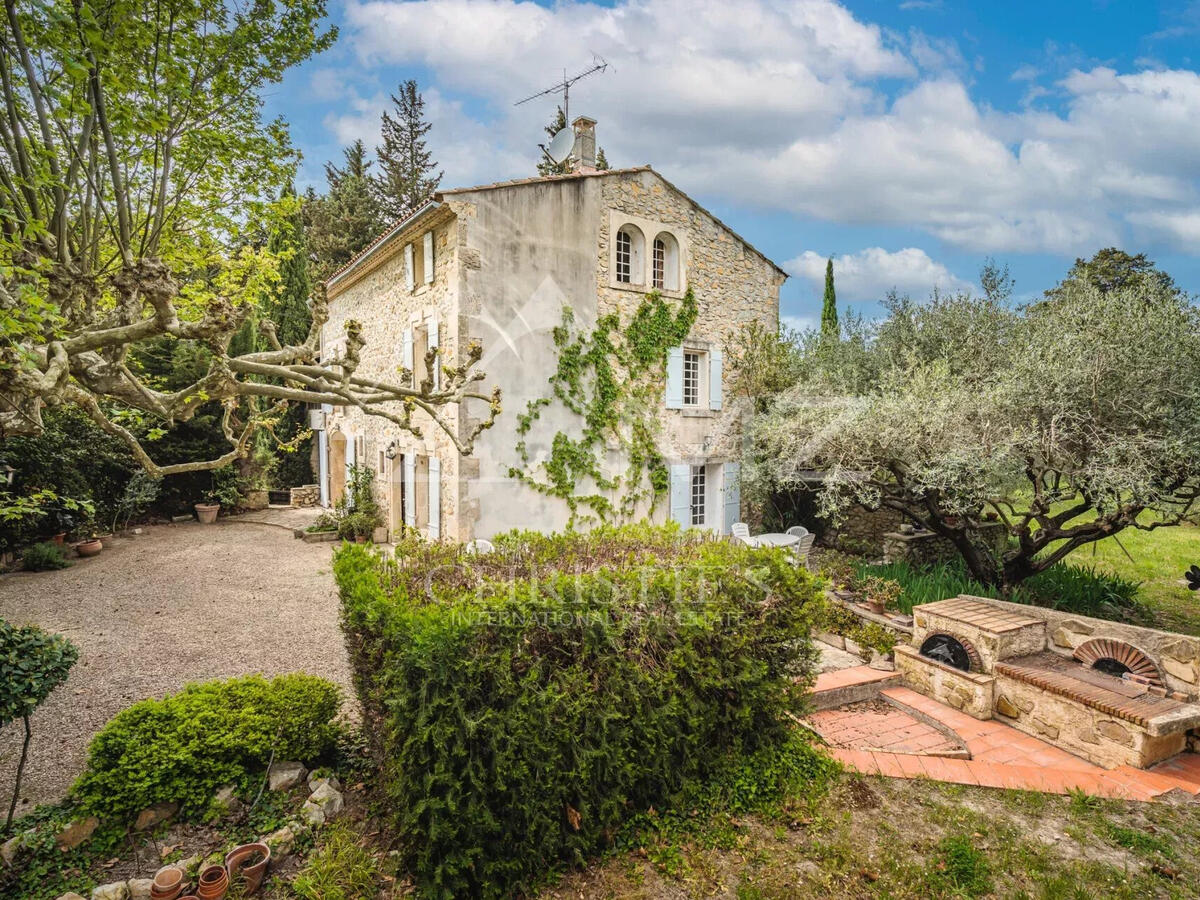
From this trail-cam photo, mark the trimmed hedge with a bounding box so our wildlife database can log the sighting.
[335,523,823,898]
[73,674,341,822]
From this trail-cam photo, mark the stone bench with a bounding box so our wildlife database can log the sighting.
[993,653,1200,768]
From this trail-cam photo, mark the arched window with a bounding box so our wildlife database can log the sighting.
[652,232,680,291]
[615,225,645,285]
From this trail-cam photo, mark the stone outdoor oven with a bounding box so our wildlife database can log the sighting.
[894,595,1200,769]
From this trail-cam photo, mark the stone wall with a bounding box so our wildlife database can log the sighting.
[895,645,994,719]
[882,523,1007,568]
[322,204,463,540]
[290,485,320,508]
[827,505,903,555]
[993,674,1187,768]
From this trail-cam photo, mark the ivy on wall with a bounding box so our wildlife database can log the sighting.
[509,288,698,526]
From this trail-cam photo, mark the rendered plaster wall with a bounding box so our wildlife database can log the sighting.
[458,169,783,539]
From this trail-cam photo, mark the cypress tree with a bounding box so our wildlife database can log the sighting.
[266,184,312,347]
[821,257,838,338]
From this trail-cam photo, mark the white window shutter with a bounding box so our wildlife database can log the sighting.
[709,349,723,411]
[665,348,684,409]
[723,462,741,534]
[403,455,415,527]
[345,434,357,507]
[669,464,690,525]
[404,243,415,292]
[423,231,435,284]
[428,318,440,390]
[428,457,441,539]
[402,328,413,384]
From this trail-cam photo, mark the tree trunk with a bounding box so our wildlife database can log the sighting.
[5,715,31,832]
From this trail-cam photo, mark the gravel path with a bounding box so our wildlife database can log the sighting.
[0,516,352,817]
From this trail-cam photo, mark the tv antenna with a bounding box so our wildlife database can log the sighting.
[514,56,608,125]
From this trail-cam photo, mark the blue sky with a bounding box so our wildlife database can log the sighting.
[263,0,1200,328]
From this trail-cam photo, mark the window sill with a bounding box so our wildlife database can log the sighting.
[608,281,685,298]
[679,407,716,418]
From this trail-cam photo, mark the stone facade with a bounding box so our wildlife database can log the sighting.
[895,645,993,719]
[319,163,784,542]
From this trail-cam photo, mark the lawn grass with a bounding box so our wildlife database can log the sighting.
[539,771,1200,899]
[1060,521,1200,635]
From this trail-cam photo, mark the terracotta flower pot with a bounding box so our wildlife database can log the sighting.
[194,503,220,524]
[151,867,184,900]
[52,532,66,546]
[197,864,229,900]
[76,538,103,557]
[225,841,271,894]
[865,598,886,615]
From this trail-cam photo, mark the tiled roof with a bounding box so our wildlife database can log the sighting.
[324,197,441,288]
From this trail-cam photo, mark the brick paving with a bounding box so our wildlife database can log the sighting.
[809,666,1200,803]
[809,703,964,756]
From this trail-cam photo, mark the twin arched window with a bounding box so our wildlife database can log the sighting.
[616,224,680,290]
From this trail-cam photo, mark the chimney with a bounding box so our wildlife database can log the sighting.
[571,116,597,172]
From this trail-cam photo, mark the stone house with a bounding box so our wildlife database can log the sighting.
[316,118,786,541]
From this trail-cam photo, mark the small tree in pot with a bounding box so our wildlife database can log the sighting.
[1,620,78,830]
[196,466,243,524]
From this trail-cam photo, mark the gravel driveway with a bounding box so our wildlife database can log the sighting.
[0,514,353,816]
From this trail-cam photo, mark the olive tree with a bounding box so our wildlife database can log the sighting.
[749,279,1200,594]
[0,0,499,477]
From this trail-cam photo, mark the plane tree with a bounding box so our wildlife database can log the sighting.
[0,0,499,478]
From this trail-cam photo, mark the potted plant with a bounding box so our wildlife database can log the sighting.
[860,576,902,616]
[225,841,271,894]
[195,466,243,524]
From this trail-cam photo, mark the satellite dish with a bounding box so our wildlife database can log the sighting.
[545,127,575,164]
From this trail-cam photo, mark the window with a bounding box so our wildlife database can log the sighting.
[652,233,679,291]
[690,465,706,526]
[682,350,702,406]
[615,225,644,285]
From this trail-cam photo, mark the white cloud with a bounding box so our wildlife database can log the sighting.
[328,0,1200,257]
[786,247,973,303]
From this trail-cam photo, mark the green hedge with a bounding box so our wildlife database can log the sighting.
[73,674,341,822]
[335,523,823,898]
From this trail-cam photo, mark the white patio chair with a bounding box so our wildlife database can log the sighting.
[793,533,816,570]
[731,522,751,540]
[785,525,809,537]
[464,538,495,554]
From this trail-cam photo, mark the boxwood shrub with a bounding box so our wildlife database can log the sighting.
[335,524,823,898]
[73,674,341,822]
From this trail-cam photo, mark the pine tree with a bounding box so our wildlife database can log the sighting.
[821,258,838,339]
[306,143,385,281]
[375,80,443,219]
[536,106,610,174]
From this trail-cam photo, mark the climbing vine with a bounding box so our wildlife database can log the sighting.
[509,288,698,527]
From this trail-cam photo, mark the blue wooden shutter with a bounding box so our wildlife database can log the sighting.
[669,464,690,525]
[709,349,723,411]
[665,348,684,409]
[723,462,741,534]
[429,318,439,390]
[403,455,415,527]
[428,456,441,539]
[402,328,413,384]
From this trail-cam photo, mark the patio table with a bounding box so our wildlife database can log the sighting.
[753,532,801,549]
